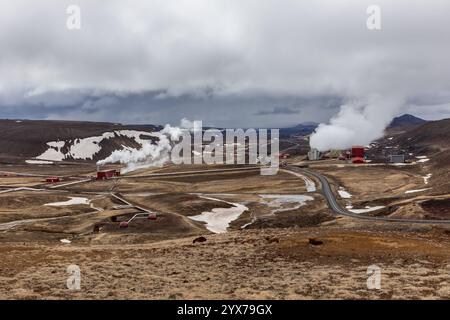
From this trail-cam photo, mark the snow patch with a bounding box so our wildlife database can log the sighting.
[45,197,90,206]
[338,187,352,199]
[240,217,257,229]
[189,196,248,233]
[36,148,65,161]
[423,173,432,185]
[260,194,314,214]
[26,159,53,164]
[405,188,431,194]
[68,132,115,160]
[348,206,385,214]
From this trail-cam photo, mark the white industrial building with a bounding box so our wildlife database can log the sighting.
[308,148,321,161]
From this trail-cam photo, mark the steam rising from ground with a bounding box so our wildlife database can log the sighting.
[97,120,190,173]
[309,96,403,151]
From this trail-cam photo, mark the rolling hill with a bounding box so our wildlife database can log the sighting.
[371,117,450,192]
[389,113,426,128]
[0,119,161,163]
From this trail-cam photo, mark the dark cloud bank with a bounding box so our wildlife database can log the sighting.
[1,0,450,128]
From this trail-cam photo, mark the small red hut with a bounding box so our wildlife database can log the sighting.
[352,157,365,164]
[96,169,117,180]
[46,176,60,183]
[351,146,365,164]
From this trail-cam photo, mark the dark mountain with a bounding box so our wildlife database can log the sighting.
[387,114,426,132]
[279,122,318,138]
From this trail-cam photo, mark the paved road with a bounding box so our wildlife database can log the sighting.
[287,165,450,225]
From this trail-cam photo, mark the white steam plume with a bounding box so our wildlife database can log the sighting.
[97,119,191,173]
[309,96,403,151]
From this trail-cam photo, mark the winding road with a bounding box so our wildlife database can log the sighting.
[287,165,450,225]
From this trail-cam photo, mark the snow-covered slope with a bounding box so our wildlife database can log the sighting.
[36,130,156,161]
[0,119,162,163]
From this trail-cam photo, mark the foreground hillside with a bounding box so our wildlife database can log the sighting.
[1,226,449,299]
[0,157,449,299]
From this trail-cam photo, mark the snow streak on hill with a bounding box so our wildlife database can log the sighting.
[36,130,155,161]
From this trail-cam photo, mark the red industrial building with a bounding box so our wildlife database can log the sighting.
[351,146,365,164]
[96,169,119,180]
[45,177,60,183]
[352,157,365,164]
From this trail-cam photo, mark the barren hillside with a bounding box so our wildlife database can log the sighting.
[0,120,161,163]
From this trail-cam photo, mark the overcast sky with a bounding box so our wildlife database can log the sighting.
[1,0,450,127]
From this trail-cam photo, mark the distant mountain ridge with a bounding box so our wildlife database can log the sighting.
[388,114,427,129]
[0,114,439,164]
[280,114,427,138]
[279,122,319,138]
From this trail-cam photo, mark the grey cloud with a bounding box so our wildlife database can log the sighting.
[36,91,340,128]
[1,0,450,126]
[255,106,300,116]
